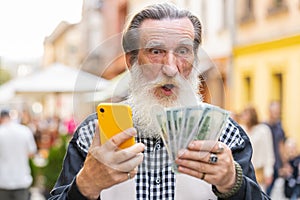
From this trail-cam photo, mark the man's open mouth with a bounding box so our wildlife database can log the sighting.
[162,84,175,91]
[153,83,178,99]
[159,84,176,97]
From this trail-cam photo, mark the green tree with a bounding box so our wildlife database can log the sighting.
[0,68,11,85]
[41,135,68,191]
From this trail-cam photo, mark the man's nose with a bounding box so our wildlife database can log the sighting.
[162,52,179,77]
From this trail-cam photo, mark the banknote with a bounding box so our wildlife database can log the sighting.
[154,103,230,173]
[195,103,229,141]
[179,105,204,151]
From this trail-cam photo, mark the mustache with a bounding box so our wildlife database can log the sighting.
[130,61,195,92]
[148,75,184,88]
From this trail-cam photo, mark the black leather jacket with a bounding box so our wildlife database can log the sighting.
[49,114,270,200]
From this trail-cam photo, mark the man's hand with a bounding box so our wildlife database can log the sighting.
[76,125,145,199]
[175,140,236,193]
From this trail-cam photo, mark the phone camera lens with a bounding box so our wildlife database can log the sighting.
[100,108,105,113]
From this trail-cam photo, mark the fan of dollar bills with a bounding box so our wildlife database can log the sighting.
[154,103,230,172]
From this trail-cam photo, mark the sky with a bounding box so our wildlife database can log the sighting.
[0,0,83,61]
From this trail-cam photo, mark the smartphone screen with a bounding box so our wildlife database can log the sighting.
[97,103,135,149]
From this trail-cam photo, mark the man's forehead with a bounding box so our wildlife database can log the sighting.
[143,38,193,49]
[140,17,194,30]
[139,18,195,46]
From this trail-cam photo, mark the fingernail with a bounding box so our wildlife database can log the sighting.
[138,143,145,150]
[217,143,224,153]
[178,149,186,157]
[125,127,137,136]
[188,142,195,148]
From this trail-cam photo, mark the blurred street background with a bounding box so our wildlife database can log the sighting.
[1,0,300,199]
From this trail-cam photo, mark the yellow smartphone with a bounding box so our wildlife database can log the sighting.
[97,103,135,149]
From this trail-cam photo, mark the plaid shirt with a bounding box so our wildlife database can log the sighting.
[75,116,244,200]
[50,113,271,200]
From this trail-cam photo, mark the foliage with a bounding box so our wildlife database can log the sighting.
[30,134,69,191]
[0,67,11,85]
[41,134,69,190]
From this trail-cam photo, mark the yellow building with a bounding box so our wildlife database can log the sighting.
[232,0,300,142]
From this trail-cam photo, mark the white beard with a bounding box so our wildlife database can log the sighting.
[127,62,202,138]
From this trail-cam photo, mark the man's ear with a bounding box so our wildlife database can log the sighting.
[125,53,132,69]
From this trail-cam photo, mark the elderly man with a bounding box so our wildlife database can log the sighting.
[50,3,270,200]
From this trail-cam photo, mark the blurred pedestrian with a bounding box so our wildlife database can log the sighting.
[280,138,300,200]
[0,109,37,200]
[240,105,275,191]
[63,116,77,135]
[265,101,286,196]
[230,111,240,123]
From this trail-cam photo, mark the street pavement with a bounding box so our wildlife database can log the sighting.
[30,187,45,200]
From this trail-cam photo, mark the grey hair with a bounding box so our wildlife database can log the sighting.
[122,3,202,65]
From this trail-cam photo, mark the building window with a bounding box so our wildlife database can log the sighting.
[239,0,255,24]
[201,1,207,29]
[68,45,77,54]
[246,0,253,13]
[221,0,228,29]
[275,0,285,7]
[267,0,288,16]
[244,76,252,103]
[271,73,283,103]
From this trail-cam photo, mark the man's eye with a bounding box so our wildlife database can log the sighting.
[149,48,163,54]
[176,47,190,55]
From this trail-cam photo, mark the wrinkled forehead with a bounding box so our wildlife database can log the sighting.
[138,18,195,48]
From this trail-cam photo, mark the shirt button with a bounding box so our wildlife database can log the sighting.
[156,177,161,184]
[155,143,161,150]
